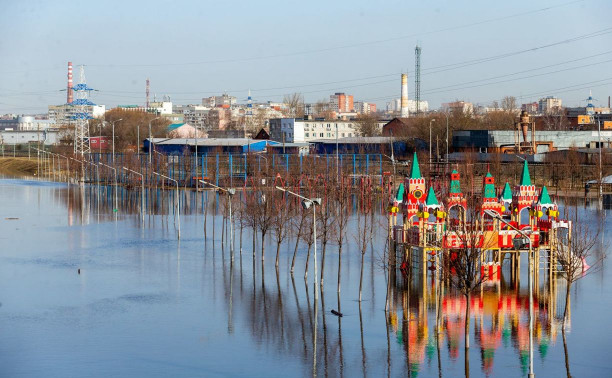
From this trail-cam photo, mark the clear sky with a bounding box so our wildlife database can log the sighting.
[1,0,611,114]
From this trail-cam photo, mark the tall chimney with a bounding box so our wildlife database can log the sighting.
[146,78,150,108]
[67,61,73,104]
[400,73,409,117]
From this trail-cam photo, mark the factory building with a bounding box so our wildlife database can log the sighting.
[310,137,410,155]
[143,138,276,155]
[0,129,61,145]
[452,130,612,153]
[0,116,55,131]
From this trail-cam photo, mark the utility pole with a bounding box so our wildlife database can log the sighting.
[415,44,422,115]
[149,116,161,164]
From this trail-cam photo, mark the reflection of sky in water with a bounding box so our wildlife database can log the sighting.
[0,180,610,377]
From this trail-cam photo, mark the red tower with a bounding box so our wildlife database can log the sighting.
[67,61,73,104]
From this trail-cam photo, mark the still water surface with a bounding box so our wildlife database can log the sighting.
[0,179,610,377]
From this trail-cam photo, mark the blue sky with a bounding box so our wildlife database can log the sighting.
[1,0,611,114]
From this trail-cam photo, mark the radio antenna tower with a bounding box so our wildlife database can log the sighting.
[415,44,421,115]
[72,65,95,156]
[146,78,150,108]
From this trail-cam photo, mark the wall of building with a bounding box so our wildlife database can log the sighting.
[453,130,612,152]
[269,118,360,143]
[0,130,61,145]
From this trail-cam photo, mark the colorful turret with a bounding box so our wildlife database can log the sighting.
[424,186,446,220]
[500,182,512,213]
[534,185,559,220]
[481,171,504,216]
[446,169,467,219]
[512,160,537,224]
[404,152,426,223]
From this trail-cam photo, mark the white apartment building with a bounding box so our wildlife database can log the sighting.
[386,98,429,114]
[48,104,106,125]
[538,96,562,113]
[269,118,359,143]
[441,101,473,114]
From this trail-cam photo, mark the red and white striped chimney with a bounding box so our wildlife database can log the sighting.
[67,61,73,104]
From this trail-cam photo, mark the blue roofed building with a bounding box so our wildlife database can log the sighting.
[143,138,277,155]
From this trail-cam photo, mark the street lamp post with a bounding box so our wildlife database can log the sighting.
[123,166,145,223]
[336,123,339,182]
[149,116,161,164]
[597,117,603,201]
[444,112,450,167]
[429,119,436,166]
[69,157,84,183]
[155,172,181,240]
[111,118,123,164]
[275,186,321,298]
[99,162,118,211]
[84,160,99,189]
[484,209,535,378]
[382,154,396,179]
[201,180,235,260]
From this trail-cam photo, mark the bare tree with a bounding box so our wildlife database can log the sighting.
[354,207,374,302]
[291,204,309,274]
[355,113,380,137]
[551,215,603,328]
[541,107,570,130]
[273,193,291,269]
[334,179,350,293]
[501,96,517,112]
[244,177,275,262]
[444,195,493,376]
[283,93,305,118]
[318,194,337,288]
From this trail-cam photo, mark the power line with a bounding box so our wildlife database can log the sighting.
[86,26,612,98]
[83,1,584,68]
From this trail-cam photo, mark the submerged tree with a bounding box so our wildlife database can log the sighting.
[272,192,291,269]
[551,216,603,329]
[444,195,494,377]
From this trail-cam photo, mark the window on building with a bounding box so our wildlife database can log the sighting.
[342,133,345,137]
[305,133,309,137]
[320,133,323,137]
[327,133,331,137]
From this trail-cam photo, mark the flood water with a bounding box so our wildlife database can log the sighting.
[0,178,610,377]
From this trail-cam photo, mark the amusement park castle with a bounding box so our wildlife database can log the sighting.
[388,153,573,283]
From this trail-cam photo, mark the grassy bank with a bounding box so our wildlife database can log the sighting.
[0,158,40,176]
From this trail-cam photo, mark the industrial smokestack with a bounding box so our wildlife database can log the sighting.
[400,73,409,117]
[146,78,150,108]
[67,62,73,104]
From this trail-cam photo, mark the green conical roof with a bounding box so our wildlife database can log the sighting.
[538,185,552,204]
[520,160,531,186]
[501,182,512,201]
[410,152,422,179]
[483,172,496,199]
[450,169,461,194]
[425,186,439,206]
[395,183,405,202]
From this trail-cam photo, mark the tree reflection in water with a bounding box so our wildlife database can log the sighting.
[51,186,603,377]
